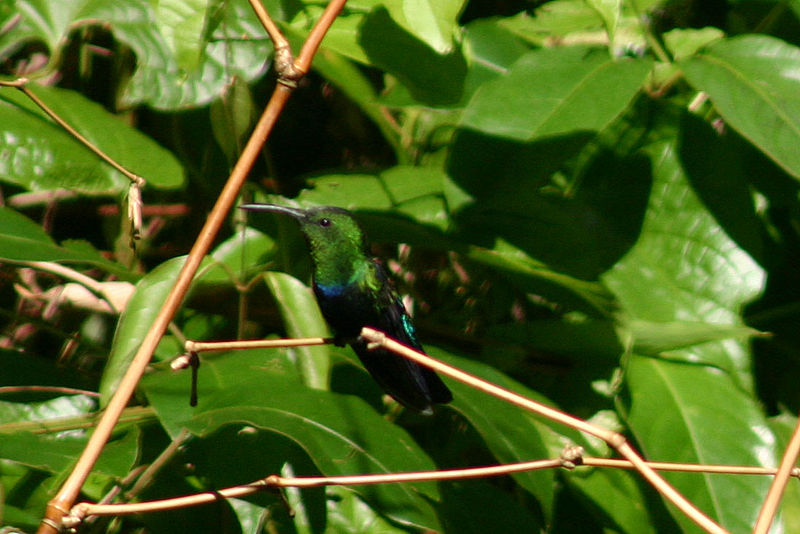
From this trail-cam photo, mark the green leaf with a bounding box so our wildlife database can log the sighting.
[100,255,187,406]
[498,1,606,47]
[461,46,651,141]
[0,84,184,192]
[678,111,766,263]
[210,76,256,163]
[209,226,275,278]
[6,0,270,110]
[586,0,620,47]
[461,18,530,101]
[262,271,332,390]
[325,486,403,533]
[624,356,779,533]
[0,395,139,478]
[488,318,623,358]
[565,468,659,533]
[359,8,467,107]
[603,140,765,385]
[624,319,763,355]
[663,27,724,61]
[121,0,270,109]
[464,240,616,314]
[680,35,800,179]
[153,0,208,72]
[385,0,464,55]
[449,133,652,281]
[141,348,443,531]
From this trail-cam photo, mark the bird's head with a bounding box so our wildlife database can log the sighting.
[240,203,368,275]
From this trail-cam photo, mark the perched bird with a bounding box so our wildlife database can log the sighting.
[241,203,452,413]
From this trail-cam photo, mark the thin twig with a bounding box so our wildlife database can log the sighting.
[184,337,331,353]
[359,327,726,534]
[587,458,800,478]
[70,460,563,520]
[124,429,192,500]
[68,454,798,524]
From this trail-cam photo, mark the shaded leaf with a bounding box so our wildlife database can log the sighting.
[0,395,139,478]
[565,468,659,534]
[360,8,467,107]
[432,348,564,515]
[603,140,765,385]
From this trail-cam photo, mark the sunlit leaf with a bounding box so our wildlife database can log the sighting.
[681,35,800,179]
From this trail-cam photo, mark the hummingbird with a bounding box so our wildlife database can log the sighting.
[240,203,452,413]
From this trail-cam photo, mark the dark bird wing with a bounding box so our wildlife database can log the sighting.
[347,261,452,413]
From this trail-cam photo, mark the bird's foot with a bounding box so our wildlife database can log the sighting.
[360,329,386,350]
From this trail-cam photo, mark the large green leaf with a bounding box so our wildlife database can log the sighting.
[141,346,442,531]
[6,0,269,110]
[603,140,765,386]
[122,0,270,109]
[624,356,779,533]
[99,255,187,405]
[460,18,530,102]
[448,132,652,281]
[497,0,655,50]
[680,35,800,179]
[461,46,651,141]
[0,84,184,192]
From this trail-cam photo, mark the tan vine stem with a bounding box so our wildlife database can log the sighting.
[69,455,797,523]
[359,327,727,534]
[184,337,331,353]
[36,0,348,531]
[753,416,800,534]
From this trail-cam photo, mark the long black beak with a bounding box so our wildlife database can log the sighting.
[239,203,306,220]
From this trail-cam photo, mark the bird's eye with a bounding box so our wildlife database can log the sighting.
[319,218,331,227]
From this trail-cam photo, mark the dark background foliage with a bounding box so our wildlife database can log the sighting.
[2,0,800,531]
